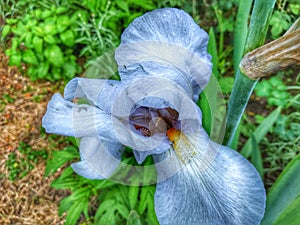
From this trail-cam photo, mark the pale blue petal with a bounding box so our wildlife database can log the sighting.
[42,93,75,136]
[133,137,171,164]
[119,63,195,99]
[64,78,123,113]
[42,93,118,142]
[115,8,212,101]
[154,134,266,225]
[71,161,104,180]
[71,137,124,179]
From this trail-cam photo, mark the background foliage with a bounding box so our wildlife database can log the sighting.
[1,0,299,224]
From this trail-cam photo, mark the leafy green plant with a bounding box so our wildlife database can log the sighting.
[261,153,300,225]
[273,113,300,141]
[45,146,159,225]
[260,109,300,187]
[2,6,82,81]
[6,141,48,181]
[1,0,165,80]
[206,1,237,79]
[269,0,299,38]
[255,76,291,108]
[74,0,159,67]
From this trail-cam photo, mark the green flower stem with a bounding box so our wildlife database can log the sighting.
[224,0,277,145]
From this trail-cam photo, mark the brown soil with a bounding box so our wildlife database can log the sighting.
[0,48,68,224]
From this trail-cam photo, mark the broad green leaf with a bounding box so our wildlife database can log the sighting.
[9,54,22,67]
[198,75,226,144]
[59,195,75,216]
[116,1,129,13]
[65,198,88,225]
[60,30,75,47]
[117,185,130,207]
[1,25,11,38]
[261,153,300,225]
[69,187,91,200]
[128,186,139,209]
[147,193,159,225]
[59,186,91,217]
[250,134,264,178]
[95,199,116,218]
[137,185,155,216]
[240,107,281,157]
[144,185,159,225]
[56,166,74,180]
[127,210,142,225]
[116,203,130,219]
[137,187,149,215]
[272,196,300,225]
[98,211,117,225]
[22,49,38,65]
[45,146,78,176]
[45,44,65,67]
[51,177,79,190]
[63,61,77,78]
[94,179,116,190]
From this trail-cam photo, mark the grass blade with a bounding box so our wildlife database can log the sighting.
[250,134,264,178]
[207,27,219,79]
[261,153,300,225]
[225,0,277,145]
[240,107,281,157]
[233,0,254,72]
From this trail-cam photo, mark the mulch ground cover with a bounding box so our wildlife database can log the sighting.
[0,48,68,224]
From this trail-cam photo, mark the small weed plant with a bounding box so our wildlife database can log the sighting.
[6,141,48,181]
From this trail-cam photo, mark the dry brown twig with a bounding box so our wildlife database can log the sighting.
[240,17,300,79]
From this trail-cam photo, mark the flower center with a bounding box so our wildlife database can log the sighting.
[129,107,179,137]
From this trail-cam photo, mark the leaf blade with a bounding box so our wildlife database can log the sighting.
[240,107,281,157]
[261,153,300,225]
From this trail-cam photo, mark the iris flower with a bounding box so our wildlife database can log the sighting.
[42,8,266,225]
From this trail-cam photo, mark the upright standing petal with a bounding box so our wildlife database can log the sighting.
[115,8,212,101]
[154,130,266,225]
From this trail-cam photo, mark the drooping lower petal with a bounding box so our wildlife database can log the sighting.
[42,93,118,142]
[71,137,124,179]
[154,131,266,225]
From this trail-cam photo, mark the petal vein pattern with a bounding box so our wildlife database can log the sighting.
[115,8,212,101]
[42,93,118,143]
[154,130,266,225]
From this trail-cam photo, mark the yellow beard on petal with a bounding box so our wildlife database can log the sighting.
[166,128,196,163]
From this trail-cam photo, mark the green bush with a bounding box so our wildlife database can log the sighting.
[255,76,291,108]
[1,0,172,81]
[3,6,82,81]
